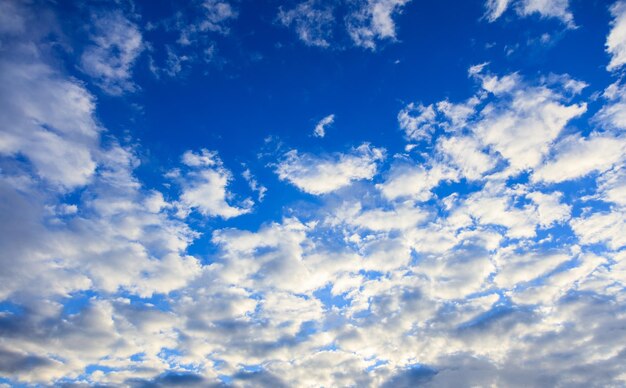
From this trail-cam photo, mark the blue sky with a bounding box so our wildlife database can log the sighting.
[1,0,626,386]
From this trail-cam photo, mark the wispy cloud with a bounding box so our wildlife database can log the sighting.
[313,113,335,137]
[80,11,144,95]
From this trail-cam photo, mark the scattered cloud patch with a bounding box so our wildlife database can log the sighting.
[276,143,385,194]
[607,1,626,70]
[80,11,143,95]
[484,0,574,27]
[279,0,412,49]
[175,149,254,219]
[278,0,335,47]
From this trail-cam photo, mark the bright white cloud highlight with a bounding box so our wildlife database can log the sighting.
[176,149,254,219]
[276,143,385,194]
[607,1,626,71]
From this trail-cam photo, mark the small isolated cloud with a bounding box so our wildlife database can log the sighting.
[80,11,143,95]
[313,113,335,137]
[175,149,253,219]
[276,143,385,194]
[346,0,411,49]
[484,0,575,27]
[242,168,268,201]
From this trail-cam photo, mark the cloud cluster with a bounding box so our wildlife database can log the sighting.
[2,0,626,387]
[279,0,412,49]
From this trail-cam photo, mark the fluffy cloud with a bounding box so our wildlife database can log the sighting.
[607,1,626,71]
[571,210,626,250]
[532,132,626,183]
[471,71,587,172]
[3,1,626,386]
[377,161,458,201]
[276,143,385,194]
[0,46,100,189]
[80,11,143,95]
[346,0,411,49]
[175,149,254,219]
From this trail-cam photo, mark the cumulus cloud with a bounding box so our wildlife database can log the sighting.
[571,211,626,250]
[175,149,253,219]
[471,71,587,172]
[276,143,385,194]
[4,1,626,387]
[80,11,143,95]
[377,161,458,201]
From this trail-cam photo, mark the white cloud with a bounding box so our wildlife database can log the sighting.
[472,71,586,172]
[532,133,626,183]
[80,11,143,95]
[279,0,412,49]
[347,0,411,49]
[484,0,512,22]
[449,183,570,239]
[176,149,253,219]
[242,168,267,201]
[5,2,626,387]
[484,0,574,27]
[278,0,335,48]
[494,251,571,288]
[276,143,385,194]
[571,210,626,250]
[177,0,237,45]
[597,165,626,207]
[596,81,626,129]
[398,103,437,140]
[198,0,237,34]
[313,114,335,137]
[437,135,496,180]
[0,42,99,190]
[607,1,626,71]
[377,161,458,201]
